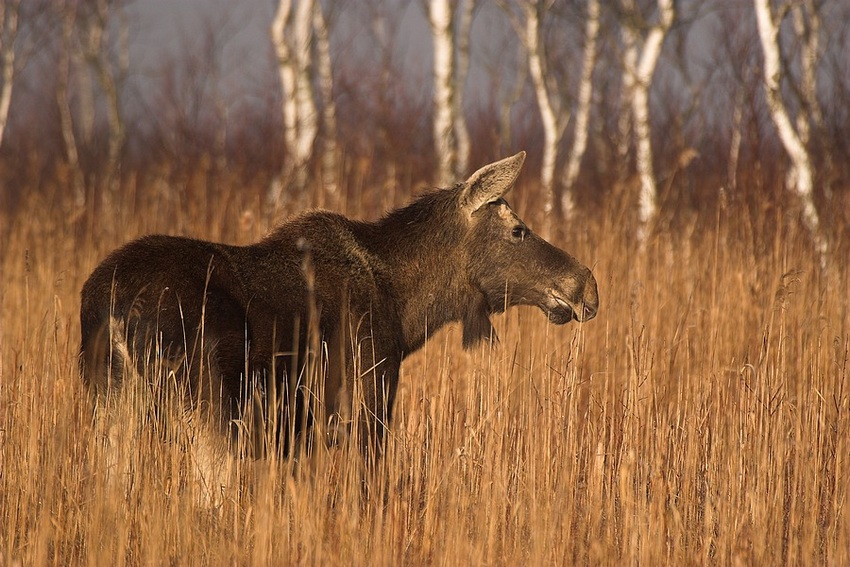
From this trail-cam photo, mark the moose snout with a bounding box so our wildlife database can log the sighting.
[544,268,599,325]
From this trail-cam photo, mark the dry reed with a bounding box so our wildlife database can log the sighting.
[1,175,848,566]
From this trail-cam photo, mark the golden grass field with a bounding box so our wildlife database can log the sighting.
[1,172,848,565]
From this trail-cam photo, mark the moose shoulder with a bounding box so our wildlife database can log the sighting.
[80,152,598,454]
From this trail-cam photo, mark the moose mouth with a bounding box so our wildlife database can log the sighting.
[547,295,576,324]
[545,291,594,324]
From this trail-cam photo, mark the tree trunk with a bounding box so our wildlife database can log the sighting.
[82,0,128,197]
[523,1,565,219]
[293,0,317,182]
[793,1,831,198]
[628,0,674,242]
[0,1,20,148]
[428,0,456,186]
[753,0,824,258]
[561,0,600,217]
[727,87,744,191]
[454,0,474,177]
[272,0,296,153]
[57,0,85,206]
[314,2,338,198]
[270,0,317,204]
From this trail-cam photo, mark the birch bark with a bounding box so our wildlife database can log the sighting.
[81,0,128,195]
[561,0,600,217]
[293,0,317,174]
[454,0,474,177]
[57,1,85,205]
[270,0,318,203]
[0,1,21,148]
[429,0,456,185]
[753,0,823,257]
[499,0,600,223]
[523,1,564,217]
[314,2,338,196]
[622,0,674,241]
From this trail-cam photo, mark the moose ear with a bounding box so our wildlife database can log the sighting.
[460,151,526,214]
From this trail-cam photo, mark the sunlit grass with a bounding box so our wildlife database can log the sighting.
[1,173,848,565]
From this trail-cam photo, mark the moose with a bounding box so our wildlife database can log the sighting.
[80,152,598,456]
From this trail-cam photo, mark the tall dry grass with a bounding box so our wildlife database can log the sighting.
[1,170,848,566]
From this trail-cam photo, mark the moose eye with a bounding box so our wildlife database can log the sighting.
[511,226,526,240]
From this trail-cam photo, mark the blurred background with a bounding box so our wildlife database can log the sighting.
[0,0,848,246]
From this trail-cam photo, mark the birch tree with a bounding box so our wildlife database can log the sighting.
[521,1,562,218]
[427,0,474,185]
[313,2,339,197]
[500,0,599,222]
[619,0,675,242]
[270,0,318,203]
[753,0,824,258]
[56,0,85,205]
[79,0,129,194]
[560,0,600,215]
[268,0,338,205]
[429,0,454,185]
[454,0,474,177]
[0,0,21,147]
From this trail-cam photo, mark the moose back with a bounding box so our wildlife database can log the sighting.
[80,152,598,453]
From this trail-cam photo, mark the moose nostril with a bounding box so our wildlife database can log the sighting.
[583,303,597,321]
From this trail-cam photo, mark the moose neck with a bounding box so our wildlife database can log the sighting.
[367,188,479,355]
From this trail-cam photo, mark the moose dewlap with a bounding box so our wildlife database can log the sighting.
[79,152,598,453]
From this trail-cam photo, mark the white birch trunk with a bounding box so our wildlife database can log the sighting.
[754,0,823,257]
[0,1,20,148]
[454,0,474,177]
[630,0,674,240]
[429,0,455,186]
[270,0,318,203]
[523,2,565,217]
[632,85,654,234]
[293,0,317,175]
[272,0,296,154]
[795,1,831,199]
[313,2,338,196]
[793,3,823,140]
[560,0,600,217]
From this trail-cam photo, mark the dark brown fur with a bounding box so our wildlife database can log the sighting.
[79,152,598,454]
